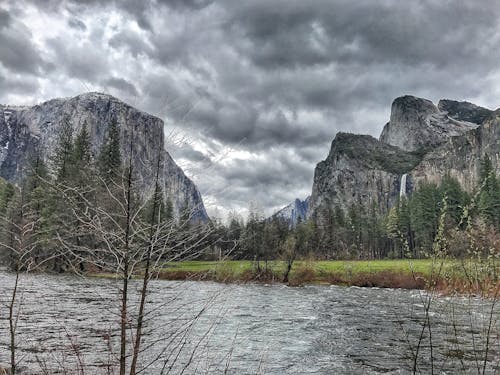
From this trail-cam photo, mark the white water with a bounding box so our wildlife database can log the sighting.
[399,173,407,198]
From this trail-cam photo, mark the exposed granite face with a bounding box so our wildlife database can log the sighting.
[0,92,209,222]
[273,197,309,228]
[308,96,498,221]
[308,133,421,219]
[410,111,500,192]
[380,95,479,152]
[437,99,493,125]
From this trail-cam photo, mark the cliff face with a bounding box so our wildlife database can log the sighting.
[309,96,498,220]
[379,95,480,152]
[411,111,499,192]
[273,197,309,227]
[308,133,421,219]
[0,92,209,222]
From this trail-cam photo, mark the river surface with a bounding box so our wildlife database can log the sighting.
[0,271,498,374]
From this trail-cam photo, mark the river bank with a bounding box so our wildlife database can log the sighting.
[147,259,498,297]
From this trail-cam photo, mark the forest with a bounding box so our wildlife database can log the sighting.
[1,118,497,274]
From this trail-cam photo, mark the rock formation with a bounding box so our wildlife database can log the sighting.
[309,95,498,221]
[0,92,209,222]
[273,197,310,227]
[379,95,480,152]
[308,132,421,218]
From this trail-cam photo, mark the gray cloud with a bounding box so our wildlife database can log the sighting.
[0,8,11,28]
[67,18,86,31]
[46,37,109,81]
[1,0,500,218]
[0,7,47,74]
[108,30,154,57]
[103,77,139,96]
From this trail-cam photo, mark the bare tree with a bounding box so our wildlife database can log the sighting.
[46,134,216,374]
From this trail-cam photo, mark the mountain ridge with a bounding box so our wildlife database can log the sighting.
[308,95,498,223]
[0,92,209,222]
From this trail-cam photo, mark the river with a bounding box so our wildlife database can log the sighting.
[0,271,498,374]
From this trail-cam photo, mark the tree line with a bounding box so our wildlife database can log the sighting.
[206,155,499,264]
[0,121,498,273]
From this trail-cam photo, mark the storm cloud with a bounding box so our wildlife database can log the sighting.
[1,0,499,219]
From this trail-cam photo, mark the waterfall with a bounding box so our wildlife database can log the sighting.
[400,173,407,198]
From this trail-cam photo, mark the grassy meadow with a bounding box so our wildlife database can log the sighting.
[152,258,498,296]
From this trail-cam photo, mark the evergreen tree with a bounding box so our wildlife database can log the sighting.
[410,182,440,253]
[142,186,168,225]
[0,180,15,216]
[478,155,500,226]
[52,119,74,181]
[165,196,174,222]
[73,122,92,166]
[439,174,467,225]
[98,120,122,181]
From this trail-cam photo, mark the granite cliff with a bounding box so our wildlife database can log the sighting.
[308,95,498,221]
[273,197,309,227]
[0,92,209,222]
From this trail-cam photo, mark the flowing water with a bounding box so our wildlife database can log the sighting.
[400,174,407,198]
[0,271,498,374]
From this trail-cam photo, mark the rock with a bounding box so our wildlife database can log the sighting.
[273,197,309,227]
[437,99,493,124]
[308,96,498,222]
[380,95,479,152]
[410,110,500,192]
[308,132,421,220]
[0,92,208,222]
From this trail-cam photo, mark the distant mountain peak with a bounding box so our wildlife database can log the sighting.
[273,197,310,227]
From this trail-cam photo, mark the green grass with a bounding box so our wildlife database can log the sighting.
[89,258,497,294]
[160,259,456,277]
[314,259,458,276]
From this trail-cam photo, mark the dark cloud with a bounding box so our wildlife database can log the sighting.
[0,8,11,28]
[1,0,500,217]
[67,18,86,31]
[0,7,47,74]
[103,77,139,96]
[0,74,39,95]
[108,30,154,57]
[46,37,108,81]
[157,0,214,11]
[224,0,500,71]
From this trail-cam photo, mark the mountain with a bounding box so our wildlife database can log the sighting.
[0,92,209,222]
[411,108,499,192]
[379,95,481,152]
[309,95,498,222]
[273,197,309,227]
[308,132,422,219]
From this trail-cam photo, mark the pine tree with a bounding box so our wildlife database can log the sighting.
[98,120,122,181]
[439,174,467,225]
[478,155,500,226]
[410,182,440,253]
[52,118,74,181]
[73,122,92,165]
[0,180,15,216]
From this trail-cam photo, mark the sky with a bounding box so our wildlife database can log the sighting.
[1,0,500,221]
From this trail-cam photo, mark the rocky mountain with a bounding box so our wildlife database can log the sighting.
[411,109,499,192]
[309,95,498,221]
[273,197,309,227]
[379,95,480,152]
[0,92,209,222]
